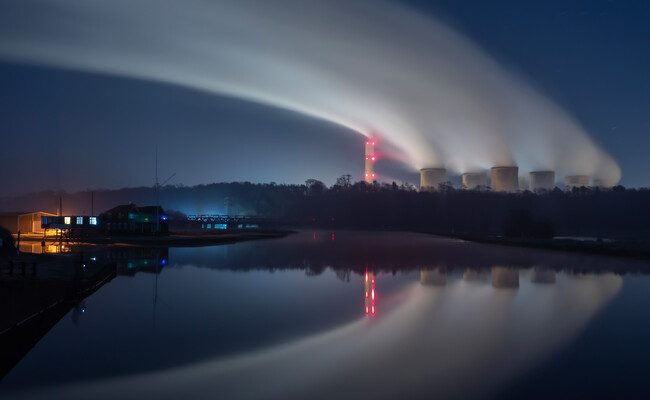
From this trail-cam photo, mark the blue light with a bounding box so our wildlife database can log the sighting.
[160,258,167,266]
[161,215,168,221]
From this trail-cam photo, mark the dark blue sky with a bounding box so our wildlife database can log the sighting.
[1,0,648,195]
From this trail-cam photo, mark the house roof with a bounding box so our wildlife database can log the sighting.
[102,204,165,216]
[0,211,57,217]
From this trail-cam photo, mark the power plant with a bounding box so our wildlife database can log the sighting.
[364,140,376,183]
[363,140,596,193]
[420,168,447,191]
[490,166,519,192]
[461,172,486,190]
[529,171,555,192]
[565,175,590,190]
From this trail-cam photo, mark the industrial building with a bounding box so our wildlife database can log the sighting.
[420,168,447,191]
[565,175,590,190]
[490,166,519,192]
[529,171,555,192]
[0,211,57,234]
[461,172,486,190]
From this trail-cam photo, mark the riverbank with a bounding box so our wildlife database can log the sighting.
[15,230,294,248]
[454,234,650,260]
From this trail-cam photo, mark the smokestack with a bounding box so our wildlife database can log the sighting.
[565,175,590,190]
[364,140,376,183]
[461,172,486,190]
[490,166,519,192]
[420,168,447,191]
[529,171,555,192]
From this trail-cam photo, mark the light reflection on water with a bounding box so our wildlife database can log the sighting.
[1,231,648,400]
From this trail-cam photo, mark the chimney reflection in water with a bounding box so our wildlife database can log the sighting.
[364,268,375,318]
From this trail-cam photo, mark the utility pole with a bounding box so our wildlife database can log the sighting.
[155,146,159,234]
[91,191,94,216]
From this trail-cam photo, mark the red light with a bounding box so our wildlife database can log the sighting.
[365,306,369,315]
[372,173,375,177]
[371,306,375,316]
[371,142,375,145]
[365,272,368,283]
[371,288,375,300]
[366,141,369,145]
[371,156,376,161]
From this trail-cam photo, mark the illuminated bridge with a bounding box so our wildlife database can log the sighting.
[186,215,275,230]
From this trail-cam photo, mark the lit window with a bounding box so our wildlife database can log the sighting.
[89,217,97,225]
[64,217,71,225]
[76,216,83,225]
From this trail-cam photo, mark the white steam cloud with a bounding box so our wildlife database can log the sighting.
[0,0,621,185]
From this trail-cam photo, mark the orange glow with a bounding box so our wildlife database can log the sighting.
[364,268,376,318]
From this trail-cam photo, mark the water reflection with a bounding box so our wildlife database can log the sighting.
[492,266,519,288]
[1,231,644,400]
[364,269,375,317]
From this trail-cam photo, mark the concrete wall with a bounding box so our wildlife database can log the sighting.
[420,168,447,191]
[490,167,519,192]
[529,171,555,191]
[565,175,590,190]
[461,172,486,190]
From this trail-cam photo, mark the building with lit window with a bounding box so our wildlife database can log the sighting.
[41,215,100,230]
[100,204,168,235]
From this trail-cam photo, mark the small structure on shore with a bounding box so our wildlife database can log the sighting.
[100,204,168,235]
[0,211,57,234]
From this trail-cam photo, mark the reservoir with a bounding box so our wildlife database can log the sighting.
[2,231,649,400]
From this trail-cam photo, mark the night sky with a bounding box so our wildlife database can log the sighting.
[1,0,648,196]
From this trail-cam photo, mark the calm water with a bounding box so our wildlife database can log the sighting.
[2,231,650,400]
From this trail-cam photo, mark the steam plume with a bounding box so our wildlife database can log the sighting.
[0,0,621,185]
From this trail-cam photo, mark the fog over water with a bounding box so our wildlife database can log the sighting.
[0,0,621,185]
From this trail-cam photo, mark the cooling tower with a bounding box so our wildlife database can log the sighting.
[565,175,590,190]
[529,171,555,192]
[490,166,519,192]
[420,168,447,191]
[461,172,487,190]
[592,178,611,189]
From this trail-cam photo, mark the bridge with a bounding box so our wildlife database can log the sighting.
[185,215,276,229]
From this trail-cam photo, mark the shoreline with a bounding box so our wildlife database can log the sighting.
[14,230,294,248]
[452,234,650,260]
